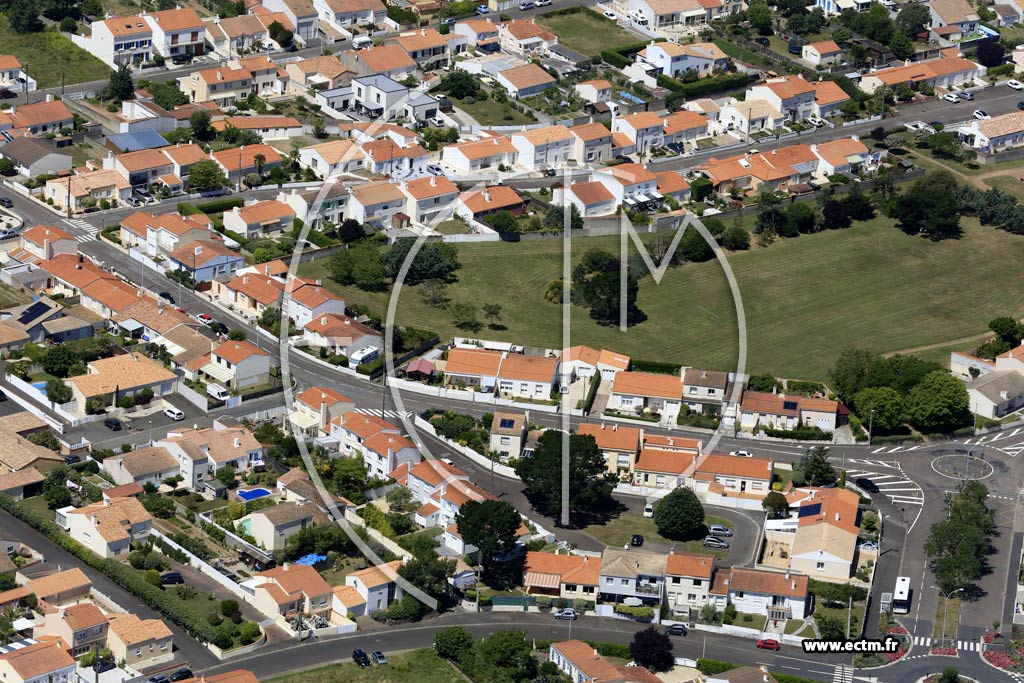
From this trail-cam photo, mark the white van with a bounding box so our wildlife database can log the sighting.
[206,384,231,401]
[350,346,380,365]
[352,35,373,50]
[164,407,185,421]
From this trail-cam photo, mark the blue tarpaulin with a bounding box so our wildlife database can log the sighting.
[295,554,326,566]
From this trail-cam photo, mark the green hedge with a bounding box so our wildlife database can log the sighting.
[534,640,631,659]
[0,493,217,643]
[665,73,751,109]
[613,604,654,619]
[630,359,683,375]
[762,426,832,441]
[601,50,630,68]
[697,659,737,675]
[775,674,825,683]
[196,197,244,214]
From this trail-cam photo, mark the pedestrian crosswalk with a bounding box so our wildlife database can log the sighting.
[844,463,924,506]
[911,635,980,651]
[868,445,924,454]
[353,408,413,420]
[62,218,99,243]
[960,426,1024,456]
[832,664,853,683]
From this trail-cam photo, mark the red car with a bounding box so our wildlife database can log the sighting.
[756,639,781,651]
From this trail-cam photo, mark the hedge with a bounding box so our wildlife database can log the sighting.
[665,73,751,109]
[630,359,683,375]
[196,197,244,214]
[534,640,631,659]
[697,659,738,675]
[613,604,654,619]
[762,426,833,441]
[774,675,824,683]
[0,493,218,643]
[601,50,631,69]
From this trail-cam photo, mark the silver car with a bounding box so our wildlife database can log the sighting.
[708,524,733,537]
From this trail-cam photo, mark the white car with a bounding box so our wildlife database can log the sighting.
[164,407,185,421]
[1007,79,1024,90]
[643,502,654,518]
[941,92,959,103]
[603,9,618,18]
[807,116,825,127]
[535,0,551,5]
[974,109,991,120]
[730,450,753,457]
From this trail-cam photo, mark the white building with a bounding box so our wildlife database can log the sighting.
[71,17,153,68]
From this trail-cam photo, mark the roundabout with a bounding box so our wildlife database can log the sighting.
[930,453,994,481]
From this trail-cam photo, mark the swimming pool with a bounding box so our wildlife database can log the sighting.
[237,488,272,502]
[33,382,47,397]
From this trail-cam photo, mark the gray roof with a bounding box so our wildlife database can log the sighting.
[548,43,589,64]
[106,130,170,153]
[354,74,405,93]
[972,369,1024,404]
[254,501,327,526]
[0,137,70,165]
[407,90,438,107]
[41,315,93,335]
[601,547,667,578]
[683,368,728,389]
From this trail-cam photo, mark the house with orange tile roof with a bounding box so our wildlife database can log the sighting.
[494,63,556,100]
[363,431,420,479]
[523,551,601,600]
[400,175,460,224]
[36,602,109,656]
[392,27,465,66]
[0,467,43,501]
[203,339,271,390]
[106,614,174,668]
[119,210,212,257]
[36,254,116,299]
[664,550,716,613]
[497,353,559,399]
[561,346,630,382]
[66,496,153,559]
[510,126,574,171]
[233,55,290,97]
[612,112,665,154]
[549,640,625,683]
[632,446,697,488]
[662,110,709,147]
[453,18,499,50]
[608,370,683,419]
[214,272,284,318]
[285,56,354,97]
[331,584,368,618]
[168,239,243,283]
[629,0,738,30]
[959,109,1024,153]
[0,636,77,683]
[599,547,667,605]
[18,225,76,263]
[746,75,817,122]
[104,147,175,187]
[695,143,820,194]
[442,347,504,390]
[144,8,205,59]
[709,567,810,620]
[0,100,73,136]
[596,162,660,208]
[211,116,304,142]
[202,14,269,59]
[157,421,264,490]
[654,170,691,203]
[27,568,92,605]
[858,54,981,95]
[330,410,400,454]
[739,390,839,432]
[44,169,132,213]
[79,279,141,319]
[569,122,613,165]
[301,312,382,359]
[297,138,363,177]
[360,132,432,176]
[348,181,408,228]
[636,41,728,79]
[577,422,642,478]
[66,352,177,415]
[811,137,881,175]
[564,180,617,218]
[441,134,518,174]
[574,79,613,104]
[245,501,329,551]
[211,143,283,184]
[810,80,850,118]
[283,280,346,329]
[344,559,404,612]
[693,453,773,508]
[489,412,527,459]
[341,44,417,79]
[0,54,35,92]
[290,386,354,437]
[456,185,525,220]
[764,487,861,581]
[223,199,296,238]
[498,19,556,56]
[802,40,842,67]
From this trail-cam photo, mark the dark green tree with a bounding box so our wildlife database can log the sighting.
[653,487,705,540]
[894,3,929,36]
[905,370,969,433]
[45,379,73,405]
[892,171,961,240]
[762,490,789,518]
[434,626,475,662]
[474,631,537,683]
[190,109,215,141]
[853,386,905,432]
[514,431,617,524]
[5,0,43,32]
[629,627,674,671]
[188,159,228,191]
[103,64,135,102]
[398,553,456,603]
[799,446,837,487]
[747,1,773,34]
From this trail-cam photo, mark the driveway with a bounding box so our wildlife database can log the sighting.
[0,511,217,669]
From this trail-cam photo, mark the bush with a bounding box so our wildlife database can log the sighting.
[613,604,655,619]
[238,621,261,645]
[630,359,683,375]
[128,550,147,569]
[537,596,552,610]
[762,426,832,440]
[601,50,630,68]
[207,612,223,626]
[142,553,166,571]
[196,197,244,214]
[697,659,738,675]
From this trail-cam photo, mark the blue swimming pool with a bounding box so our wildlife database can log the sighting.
[237,488,271,501]
[33,382,47,397]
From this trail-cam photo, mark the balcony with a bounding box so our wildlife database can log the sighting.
[635,582,663,596]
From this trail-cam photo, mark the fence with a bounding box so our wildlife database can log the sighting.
[3,373,68,432]
[197,512,274,565]
[176,380,210,412]
[843,115,883,128]
[150,528,253,602]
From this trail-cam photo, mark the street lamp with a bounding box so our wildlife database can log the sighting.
[867,408,875,446]
[932,586,963,648]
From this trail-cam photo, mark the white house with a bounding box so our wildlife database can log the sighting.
[314,0,386,31]
[143,8,205,59]
[599,547,667,605]
[802,40,842,67]
[709,567,810,621]
[746,75,817,122]
[71,17,153,68]
[347,182,408,228]
[441,134,518,174]
[611,112,664,154]
[510,126,574,171]
[65,497,153,559]
[344,560,404,612]
[635,41,728,79]
[400,175,460,224]
[665,551,716,614]
[283,281,346,330]
[608,370,682,419]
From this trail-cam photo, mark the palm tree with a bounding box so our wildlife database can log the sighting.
[254,153,266,178]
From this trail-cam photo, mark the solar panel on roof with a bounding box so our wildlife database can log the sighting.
[783,400,799,411]
[17,300,50,325]
[797,503,821,518]
[499,418,515,429]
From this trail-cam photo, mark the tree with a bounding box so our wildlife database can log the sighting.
[543,203,584,231]
[817,614,847,640]
[455,500,522,566]
[474,631,536,683]
[938,667,960,683]
[103,64,135,102]
[906,370,969,433]
[43,377,72,405]
[799,446,837,487]
[398,553,456,602]
[784,202,817,235]
[228,329,247,341]
[892,172,961,240]
[384,240,460,285]
[887,29,913,61]
[571,248,643,327]
[146,81,187,110]
[976,40,1006,68]
[679,226,714,261]
[747,1,773,35]
[188,159,228,192]
[190,109,214,142]
[420,279,450,308]
[762,490,789,518]
[42,346,79,377]
[443,70,480,99]
[450,301,481,331]
[720,224,750,251]
[435,626,475,662]
[821,199,851,229]
[488,210,519,233]
[747,373,779,392]
[386,486,416,513]
[894,3,929,37]
[214,465,237,488]
[338,218,365,243]
[5,0,43,32]
[853,386,905,432]
[482,303,502,328]
[653,487,705,540]
[238,622,261,645]
[42,466,73,509]
[144,569,163,587]
[629,627,674,672]
[515,431,617,524]
[842,186,875,221]
[989,316,1023,348]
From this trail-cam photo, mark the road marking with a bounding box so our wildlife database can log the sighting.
[871,447,888,453]
[957,641,979,652]
[889,495,925,505]
[912,636,932,646]
[353,408,413,419]
[832,664,853,683]
[63,218,99,243]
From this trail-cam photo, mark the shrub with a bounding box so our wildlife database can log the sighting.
[537,596,552,609]
[238,622,261,645]
[613,604,654,619]
[697,659,738,675]
[207,612,223,626]
[142,553,166,571]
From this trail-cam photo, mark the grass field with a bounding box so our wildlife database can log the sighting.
[269,649,463,683]
[932,596,962,641]
[984,174,1024,200]
[536,9,640,58]
[302,216,1024,380]
[452,92,535,126]
[0,19,111,88]
[584,513,732,556]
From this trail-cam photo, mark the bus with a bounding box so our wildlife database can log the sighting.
[892,577,912,614]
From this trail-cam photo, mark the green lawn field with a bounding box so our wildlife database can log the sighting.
[536,9,640,58]
[301,216,1024,381]
[0,19,111,88]
[269,649,463,683]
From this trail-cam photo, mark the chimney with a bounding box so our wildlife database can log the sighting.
[283,562,290,571]
[243,275,249,285]
[320,316,327,325]
[612,423,617,431]
[234,437,241,447]
[430,176,437,186]
[482,189,491,202]
[834,512,840,522]
[784,571,790,579]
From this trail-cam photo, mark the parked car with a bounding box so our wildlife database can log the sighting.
[169,669,193,682]
[0,389,7,401]
[426,164,445,176]
[159,291,176,304]
[603,9,618,18]
[941,92,960,103]
[0,196,13,208]
[164,407,185,421]
[754,36,770,46]
[859,541,879,551]
[1008,79,1024,90]
[960,90,974,100]
[92,659,116,674]
[729,450,753,457]
[429,116,447,127]
[707,524,733,537]
[475,4,490,12]
[441,17,456,25]
[1018,101,1024,111]
[0,89,16,100]
[542,168,558,177]
[664,623,687,636]
[535,0,551,5]
[973,109,991,120]
[630,534,644,547]
[192,312,213,324]
[161,571,184,585]
[703,536,729,549]
[209,321,229,335]
[148,675,169,683]
[372,651,388,665]
[519,1,534,8]
[63,455,81,465]
[104,418,123,431]
[855,477,879,493]
[756,639,781,651]
[353,650,371,667]
[171,54,192,65]
[807,116,825,127]
[553,608,578,620]
[0,229,18,240]
[643,502,654,518]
